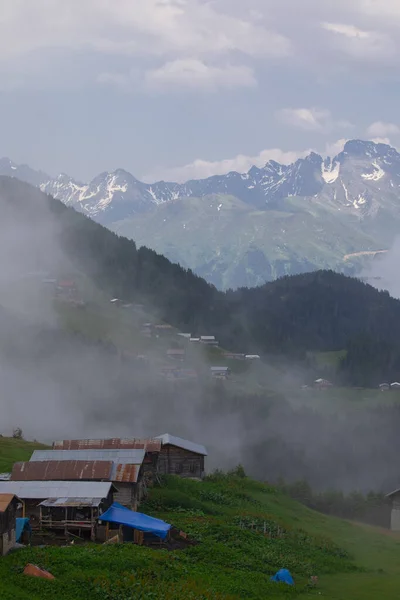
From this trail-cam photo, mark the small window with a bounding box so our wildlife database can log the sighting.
[175,463,183,474]
[189,463,197,473]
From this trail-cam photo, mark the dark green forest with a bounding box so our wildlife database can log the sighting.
[2,175,399,384]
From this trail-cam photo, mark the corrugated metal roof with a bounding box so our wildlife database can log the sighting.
[113,463,139,483]
[12,461,113,482]
[156,434,208,456]
[31,449,146,464]
[210,366,229,371]
[52,438,161,452]
[0,481,113,499]
[39,497,103,508]
[0,493,17,512]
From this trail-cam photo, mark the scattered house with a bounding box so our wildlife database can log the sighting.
[386,487,400,531]
[156,434,207,479]
[160,365,179,380]
[245,354,260,360]
[314,378,333,390]
[141,323,153,338]
[110,298,120,304]
[166,348,185,361]
[189,337,200,343]
[223,353,246,361]
[0,494,19,555]
[27,447,158,508]
[391,382,400,389]
[0,481,114,529]
[210,366,231,379]
[177,333,191,340]
[154,324,174,337]
[379,383,390,392]
[200,336,219,346]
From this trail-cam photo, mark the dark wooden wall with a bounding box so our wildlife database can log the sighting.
[158,445,205,478]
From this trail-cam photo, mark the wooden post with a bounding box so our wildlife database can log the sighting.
[91,508,95,542]
[22,501,26,518]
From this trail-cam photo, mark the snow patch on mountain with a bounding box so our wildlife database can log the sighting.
[321,160,340,183]
[361,162,385,181]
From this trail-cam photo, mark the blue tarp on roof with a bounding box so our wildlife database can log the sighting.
[16,518,31,543]
[98,503,171,540]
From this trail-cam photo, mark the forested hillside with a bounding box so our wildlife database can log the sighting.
[3,176,400,364]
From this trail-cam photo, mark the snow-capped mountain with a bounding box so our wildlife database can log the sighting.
[1,139,400,288]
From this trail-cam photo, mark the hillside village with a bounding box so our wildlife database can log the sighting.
[0,434,208,554]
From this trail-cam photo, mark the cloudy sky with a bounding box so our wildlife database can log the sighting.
[1,0,400,183]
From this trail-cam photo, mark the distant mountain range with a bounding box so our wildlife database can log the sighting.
[1,139,399,289]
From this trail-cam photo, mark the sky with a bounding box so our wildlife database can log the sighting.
[1,0,400,183]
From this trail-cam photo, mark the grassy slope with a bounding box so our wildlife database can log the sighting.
[0,438,48,473]
[0,450,399,599]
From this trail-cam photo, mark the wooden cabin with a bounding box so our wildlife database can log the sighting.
[156,434,207,479]
[386,488,400,531]
[0,481,114,536]
[0,494,19,555]
[31,441,161,508]
[38,496,111,541]
[210,366,231,380]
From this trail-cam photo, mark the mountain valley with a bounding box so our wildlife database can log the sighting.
[1,139,399,288]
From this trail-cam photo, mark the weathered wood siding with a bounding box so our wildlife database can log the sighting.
[0,499,17,556]
[113,482,138,509]
[158,445,205,478]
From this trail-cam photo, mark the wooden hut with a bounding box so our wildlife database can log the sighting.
[156,434,207,479]
[386,487,400,531]
[0,481,114,532]
[0,494,19,555]
[29,445,160,508]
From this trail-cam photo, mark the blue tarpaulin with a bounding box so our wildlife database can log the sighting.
[270,569,294,585]
[98,503,172,540]
[16,518,31,543]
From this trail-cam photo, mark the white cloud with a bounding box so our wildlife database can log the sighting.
[0,1,290,61]
[143,148,311,183]
[366,121,400,137]
[277,107,352,133]
[371,137,392,146]
[321,21,395,61]
[325,138,348,157]
[322,22,370,39]
[144,137,369,183]
[144,59,256,91]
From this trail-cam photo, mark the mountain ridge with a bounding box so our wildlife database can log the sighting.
[1,139,399,288]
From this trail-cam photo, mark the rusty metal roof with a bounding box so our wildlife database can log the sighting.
[113,463,139,483]
[0,493,17,512]
[52,438,161,452]
[11,461,113,482]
